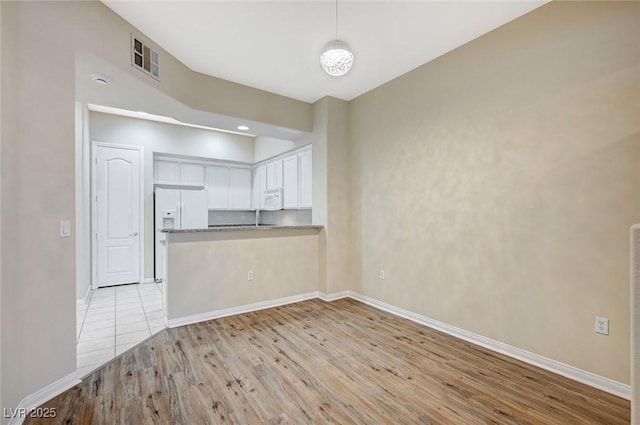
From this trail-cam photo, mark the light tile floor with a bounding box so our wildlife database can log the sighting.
[76,282,166,377]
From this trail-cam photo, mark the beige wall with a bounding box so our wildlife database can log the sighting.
[166,230,319,320]
[0,0,312,416]
[350,1,640,384]
[1,1,78,417]
[0,1,3,413]
[314,98,354,295]
[632,225,640,422]
[2,0,639,414]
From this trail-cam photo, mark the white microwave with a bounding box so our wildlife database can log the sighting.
[263,188,283,210]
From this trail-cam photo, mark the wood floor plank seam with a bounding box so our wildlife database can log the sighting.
[25,299,629,424]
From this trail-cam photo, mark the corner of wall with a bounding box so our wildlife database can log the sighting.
[0,1,4,418]
[346,100,362,295]
[75,102,92,301]
[631,224,640,423]
[0,1,18,417]
[312,96,356,294]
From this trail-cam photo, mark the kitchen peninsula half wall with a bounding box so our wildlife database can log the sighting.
[164,226,323,325]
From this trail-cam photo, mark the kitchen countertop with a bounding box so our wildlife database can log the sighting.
[163,224,323,233]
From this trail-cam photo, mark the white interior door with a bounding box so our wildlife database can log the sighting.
[95,145,141,287]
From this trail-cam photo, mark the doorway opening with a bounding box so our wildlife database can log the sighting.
[75,282,165,377]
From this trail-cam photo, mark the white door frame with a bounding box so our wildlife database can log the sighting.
[91,141,145,289]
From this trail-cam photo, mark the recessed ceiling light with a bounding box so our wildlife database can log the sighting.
[237,125,250,131]
[91,73,112,86]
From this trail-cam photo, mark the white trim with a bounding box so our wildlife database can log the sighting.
[318,290,351,302]
[139,288,631,401]
[141,278,156,284]
[167,291,321,328]
[631,223,640,424]
[8,372,81,425]
[167,290,629,398]
[347,292,631,400]
[91,142,145,289]
[18,289,629,419]
[76,284,91,307]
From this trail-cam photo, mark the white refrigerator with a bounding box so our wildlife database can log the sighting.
[154,188,208,282]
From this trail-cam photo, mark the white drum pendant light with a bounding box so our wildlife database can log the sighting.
[320,0,354,77]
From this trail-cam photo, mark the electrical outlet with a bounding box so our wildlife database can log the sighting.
[248,271,254,281]
[595,316,609,335]
[379,270,385,280]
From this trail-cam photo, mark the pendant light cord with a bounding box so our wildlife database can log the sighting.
[335,0,338,40]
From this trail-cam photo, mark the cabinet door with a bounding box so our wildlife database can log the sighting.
[253,165,267,209]
[206,166,230,209]
[154,160,180,184]
[299,151,312,208]
[180,162,205,186]
[283,155,299,209]
[265,160,283,191]
[229,168,251,210]
[275,159,284,189]
[266,162,276,191]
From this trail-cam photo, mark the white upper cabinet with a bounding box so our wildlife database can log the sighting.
[207,166,252,210]
[206,165,230,210]
[155,155,253,211]
[253,165,267,209]
[154,147,309,212]
[229,168,251,210]
[276,160,284,189]
[282,148,312,210]
[154,159,180,185]
[154,158,204,187]
[283,155,299,209]
[299,150,312,208]
[266,159,283,191]
[180,162,205,186]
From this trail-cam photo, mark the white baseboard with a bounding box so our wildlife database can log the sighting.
[75,285,91,307]
[126,288,631,401]
[141,278,156,284]
[318,290,351,302]
[17,289,627,425]
[347,292,631,400]
[8,372,81,425]
[167,291,321,328]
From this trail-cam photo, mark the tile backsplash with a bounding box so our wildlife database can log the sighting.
[208,209,312,226]
[260,209,312,226]
[208,211,255,225]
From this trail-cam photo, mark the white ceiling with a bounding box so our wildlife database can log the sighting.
[102,1,547,103]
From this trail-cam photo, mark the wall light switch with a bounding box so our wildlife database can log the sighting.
[59,220,71,238]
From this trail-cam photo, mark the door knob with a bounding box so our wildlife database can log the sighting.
[131,232,139,236]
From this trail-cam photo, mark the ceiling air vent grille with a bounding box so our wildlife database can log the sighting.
[132,36,159,79]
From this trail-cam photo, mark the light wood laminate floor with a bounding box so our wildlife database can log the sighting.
[27,299,629,424]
